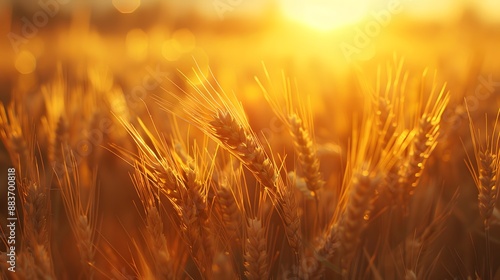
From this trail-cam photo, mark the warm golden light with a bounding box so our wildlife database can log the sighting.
[15,50,36,74]
[280,0,370,31]
[3,1,500,279]
[172,29,196,53]
[162,39,181,61]
[126,28,149,61]
[112,0,141,14]
[162,29,196,62]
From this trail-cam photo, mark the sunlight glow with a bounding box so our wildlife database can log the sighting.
[15,50,36,74]
[112,0,141,14]
[280,0,370,31]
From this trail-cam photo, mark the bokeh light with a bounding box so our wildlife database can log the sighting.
[126,28,149,61]
[172,29,196,53]
[14,50,36,74]
[112,0,141,14]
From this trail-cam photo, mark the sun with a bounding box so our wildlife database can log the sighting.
[280,0,370,31]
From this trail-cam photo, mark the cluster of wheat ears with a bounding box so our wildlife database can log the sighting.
[0,58,499,279]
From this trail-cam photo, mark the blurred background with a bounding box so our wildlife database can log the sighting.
[2,0,500,100]
[2,0,500,140]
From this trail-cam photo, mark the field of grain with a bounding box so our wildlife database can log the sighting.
[1,1,500,279]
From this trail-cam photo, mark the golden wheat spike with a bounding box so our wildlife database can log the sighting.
[244,218,270,280]
[55,151,98,279]
[465,108,500,230]
[399,76,450,201]
[288,113,325,192]
[256,66,325,194]
[338,169,380,275]
[131,159,175,279]
[210,109,277,189]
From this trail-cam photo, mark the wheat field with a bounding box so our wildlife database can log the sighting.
[1,1,500,279]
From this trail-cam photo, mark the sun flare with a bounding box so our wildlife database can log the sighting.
[280,0,370,31]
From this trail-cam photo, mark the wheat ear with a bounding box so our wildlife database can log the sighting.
[256,69,324,193]
[210,109,277,189]
[19,178,56,279]
[113,114,216,278]
[244,218,270,280]
[477,150,499,229]
[49,115,69,167]
[56,152,97,279]
[339,170,379,275]
[0,103,31,173]
[465,109,500,279]
[398,82,449,202]
[0,102,54,279]
[465,109,500,230]
[277,179,303,258]
[288,113,324,192]
[304,224,341,279]
[132,161,174,279]
[216,179,242,242]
